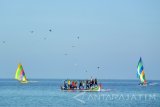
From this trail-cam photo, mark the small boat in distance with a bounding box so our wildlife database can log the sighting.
[15,64,28,83]
[137,57,147,86]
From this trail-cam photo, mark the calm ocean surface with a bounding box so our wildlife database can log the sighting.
[0,79,160,107]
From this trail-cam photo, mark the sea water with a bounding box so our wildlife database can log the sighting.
[0,79,160,107]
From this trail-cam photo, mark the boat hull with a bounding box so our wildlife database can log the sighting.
[20,81,28,84]
[61,85,101,92]
[138,83,147,86]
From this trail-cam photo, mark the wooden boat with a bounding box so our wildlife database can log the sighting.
[61,79,102,92]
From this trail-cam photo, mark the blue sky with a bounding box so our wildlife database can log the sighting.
[0,0,160,79]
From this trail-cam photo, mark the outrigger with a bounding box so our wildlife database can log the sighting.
[61,78,102,92]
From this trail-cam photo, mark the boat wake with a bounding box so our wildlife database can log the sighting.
[29,81,39,83]
[101,89,111,92]
[149,82,159,86]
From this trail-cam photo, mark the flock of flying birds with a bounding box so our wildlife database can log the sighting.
[30,29,53,40]
[1,28,101,73]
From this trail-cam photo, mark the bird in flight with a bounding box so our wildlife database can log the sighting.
[64,53,68,56]
[49,29,52,32]
[2,41,6,44]
[72,46,76,48]
[97,66,100,69]
[43,37,47,40]
[30,30,34,34]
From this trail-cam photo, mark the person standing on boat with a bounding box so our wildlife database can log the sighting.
[75,81,77,89]
[86,80,90,89]
[92,79,94,87]
[71,81,76,89]
[82,81,85,89]
[90,80,92,88]
[90,76,93,87]
[64,81,67,90]
[68,80,71,89]
[79,81,84,89]
[95,78,98,86]
[79,81,81,89]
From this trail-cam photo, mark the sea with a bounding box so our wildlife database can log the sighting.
[0,79,160,107]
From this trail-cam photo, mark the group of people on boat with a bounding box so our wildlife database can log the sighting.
[62,78,99,90]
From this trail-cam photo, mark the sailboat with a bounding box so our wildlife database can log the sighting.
[137,57,147,86]
[15,64,28,83]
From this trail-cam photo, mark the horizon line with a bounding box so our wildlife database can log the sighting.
[0,78,160,81]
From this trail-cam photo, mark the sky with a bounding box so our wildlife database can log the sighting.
[0,0,160,80]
